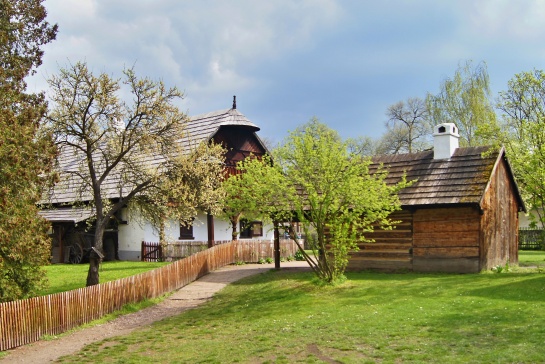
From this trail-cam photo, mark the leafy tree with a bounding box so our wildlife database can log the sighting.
[45,61,225,286]
[222,153,295,238]
[381,97,432,154]
[228,118,406,283]
[427,60,496,146]
[0,0,57,302]
[493,69,545,229]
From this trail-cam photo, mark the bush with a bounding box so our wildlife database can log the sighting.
[294,250,305,261]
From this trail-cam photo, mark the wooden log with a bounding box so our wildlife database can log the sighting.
[413,247,479,258]
[413,232,479,247]
[413,220,480,233]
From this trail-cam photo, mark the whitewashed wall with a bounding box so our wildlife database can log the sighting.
[117,208,274,261]
[519,209,544,229]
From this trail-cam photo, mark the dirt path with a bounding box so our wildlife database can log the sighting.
[1,261,310,363]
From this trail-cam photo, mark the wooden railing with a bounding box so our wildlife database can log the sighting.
[234,239,298,262]
[142,239,298,262]
[0,239,299,351]
[519,228,544,250]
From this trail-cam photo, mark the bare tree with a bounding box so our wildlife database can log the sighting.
[381,97,432,154]
[45,61,225,286]
[347,136,380,157]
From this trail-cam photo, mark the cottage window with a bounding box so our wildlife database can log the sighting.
[179,222,194,240]
[239,220,263,238]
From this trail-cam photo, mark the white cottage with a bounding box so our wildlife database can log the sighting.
[40,104,273,263]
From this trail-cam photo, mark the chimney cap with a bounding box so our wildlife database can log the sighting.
[433,123,460,159]
[433,123,459,137]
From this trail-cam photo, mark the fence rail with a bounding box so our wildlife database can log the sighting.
[519,228,544,250]
[0,239,298,351]
[141,239,298,262]
[234,239,298,262]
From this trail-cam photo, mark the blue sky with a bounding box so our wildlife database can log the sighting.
[28,0,545,145]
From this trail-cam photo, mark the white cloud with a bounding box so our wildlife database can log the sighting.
[35,0,345,111]
[466,0,545,40]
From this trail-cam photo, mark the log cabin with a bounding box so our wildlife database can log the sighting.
[40,99,271,263]
[348,123,526,273]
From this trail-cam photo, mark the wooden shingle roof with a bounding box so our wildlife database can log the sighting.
[43,108,261,205]
[370,146,524,209]
[181,108,260,154]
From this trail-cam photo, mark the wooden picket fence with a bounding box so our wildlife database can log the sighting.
[0,242,235,351]
[234,239,298,262]
[142,239,297,262]
[0,239,299,351]
[141,241,211,262]
[519,228,544,250]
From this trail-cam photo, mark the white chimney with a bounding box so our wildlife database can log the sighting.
[433,123,459,159]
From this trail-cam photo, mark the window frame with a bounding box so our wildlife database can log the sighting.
[179,221,194,240]
[239,220,263,239]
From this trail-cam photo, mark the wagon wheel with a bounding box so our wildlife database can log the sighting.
[69,242,83,264]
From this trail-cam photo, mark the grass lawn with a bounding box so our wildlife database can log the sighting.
[40,261,169,296]
[57,268,545,364]
[518,250,545,267]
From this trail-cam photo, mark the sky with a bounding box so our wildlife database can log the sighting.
[27,0,545,145]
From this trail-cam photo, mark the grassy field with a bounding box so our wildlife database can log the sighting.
[39,251,543,296]
[40,261,169,295]
[56,266,545,363]
[518,250,545,267]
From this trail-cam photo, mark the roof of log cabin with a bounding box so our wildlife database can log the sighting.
[369,145,526,211]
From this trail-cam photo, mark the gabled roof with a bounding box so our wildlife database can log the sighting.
[370,146,525,211]
[42,107,262,206]
[181,108,260,153]
[38,206,95,223]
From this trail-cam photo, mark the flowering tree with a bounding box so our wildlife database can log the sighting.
[226,119,406,283]
[46,62,225,286]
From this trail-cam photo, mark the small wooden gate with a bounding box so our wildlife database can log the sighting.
[141,241,163,262]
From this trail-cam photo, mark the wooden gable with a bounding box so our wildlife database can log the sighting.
[211,126,267,176]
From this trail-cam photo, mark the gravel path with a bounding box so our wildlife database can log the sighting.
[1,261,310,363]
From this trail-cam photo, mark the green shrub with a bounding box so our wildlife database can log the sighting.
[294,249,305,261]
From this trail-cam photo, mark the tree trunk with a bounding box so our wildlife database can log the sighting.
[86,218,106,286]
[86,255,100,286]
[273,221,280,270]
[231,217,238,241]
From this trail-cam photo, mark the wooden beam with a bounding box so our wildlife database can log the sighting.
[274,223,280,270]
[207,212,215,248]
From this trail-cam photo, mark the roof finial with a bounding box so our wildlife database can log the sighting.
[232,95,236,109]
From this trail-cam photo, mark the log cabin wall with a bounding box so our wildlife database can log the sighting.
[412,207,481,273]
[344,146,524,274]
[347,210,413,271]
[479,159,519,270]
[347,207,483,273]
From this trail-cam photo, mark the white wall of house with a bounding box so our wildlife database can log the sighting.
[117,209,274,261]
[519,209,544,229]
